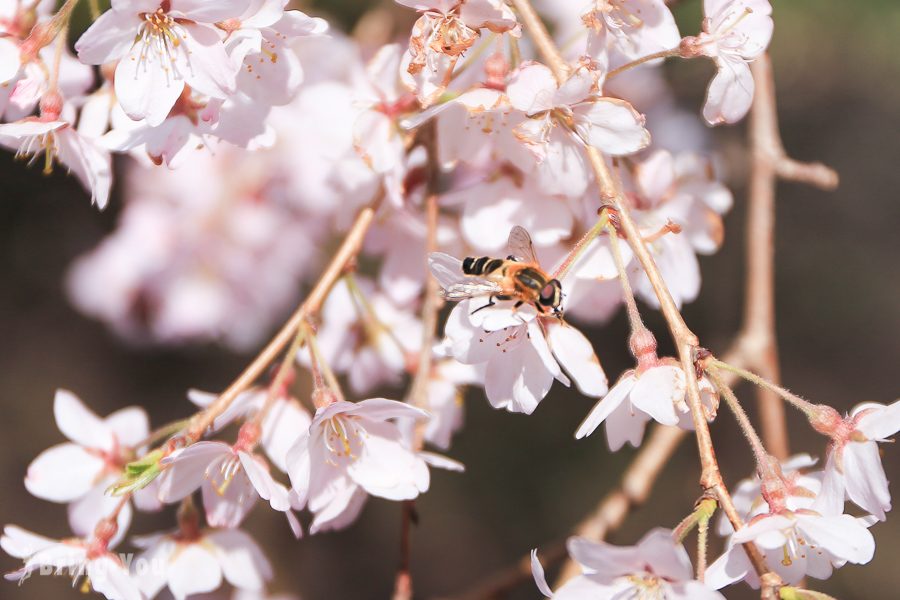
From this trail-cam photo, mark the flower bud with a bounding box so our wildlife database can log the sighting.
[807,404,843,437]
[39,91,63,121]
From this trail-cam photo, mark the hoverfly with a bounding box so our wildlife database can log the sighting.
[428,226,563,316]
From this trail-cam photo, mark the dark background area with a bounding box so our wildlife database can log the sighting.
[1,1,897,598]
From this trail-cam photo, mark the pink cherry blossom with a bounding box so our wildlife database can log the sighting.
[75,0,247,126]
[2,524,141,600]
[225,1,327,105]
[157,425,303,538]
[24,390,149,543]
[0,113,112,208]
[707,510,875,589]
[286,398,430,533]
[583,0,681,71]
[683,0,774,125]
[397,0,519,106]
[507,62,650,158]
[134,525,272,599]
[441,295,607,415]
[815,400,900,521]
[576,360,718,450]
[532,528,723,599]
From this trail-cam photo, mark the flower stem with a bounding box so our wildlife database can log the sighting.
[607,222,644,335]
[306,324,345,406]
[606,48,680,80]
[710,359,818,416]
[706,365,777,478]
[251,325,308,431]
[551,210,609,281]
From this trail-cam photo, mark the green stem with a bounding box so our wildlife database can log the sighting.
[606,48,680,80]
[706,365,773,472]
[710,359,818,415]
[551,211,609,281]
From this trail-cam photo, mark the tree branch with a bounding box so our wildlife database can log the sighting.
[186,198,381,442]
[508,0,772,581]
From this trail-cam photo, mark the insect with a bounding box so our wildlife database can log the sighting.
[428,226,563,316]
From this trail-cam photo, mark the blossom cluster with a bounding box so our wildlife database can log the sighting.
[1,1,895,599]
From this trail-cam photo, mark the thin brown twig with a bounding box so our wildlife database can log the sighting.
[441,341,751,599]
[508,0,773,585]
[742,54,837,461]
[394,123,443,600]
[186,197,381,442]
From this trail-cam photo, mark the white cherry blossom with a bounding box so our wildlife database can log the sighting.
[24,390,149,544]
[224,1,327,105]
[815,400,900,521]
[397,0,519,105]
[157,423,303,537]
[134,524,272,599]
[532,528,723,599]
[576,359,718,450]
[707,510,876,589]
[2,524,141,600]
[443,297,607,415]
[583,0,681,71]
[75,0,247,126]
[682,0,774,124]
[0,103,112,208]
[286,398,430,533]
[507,62,650,159]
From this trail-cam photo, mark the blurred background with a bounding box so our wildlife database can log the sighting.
[1,0,898,598]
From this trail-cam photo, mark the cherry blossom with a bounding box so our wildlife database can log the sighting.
[532,528,723,599]
[75,0,247,126]
[134,522,272,599]
[576,358,718,450]
[681,0,774,124]
[397,0,519,105]
[66,147,323,350]
[285,398,430,533]
[157,423,303,537]
[422,354,481,450]
[707,510,875,589]
[24,390,149,544]
[814,400,900,521]
[2,523,141,600]
[0,96,112,208]
[224,1,327,105]
[583,0,681,71]
[442,296,607,415]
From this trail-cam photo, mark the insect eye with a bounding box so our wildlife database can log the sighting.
[539,281,560,306]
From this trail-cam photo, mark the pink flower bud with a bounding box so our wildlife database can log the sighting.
[808,404,844,437]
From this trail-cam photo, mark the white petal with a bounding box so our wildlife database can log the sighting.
[705,544,751,590]
[25,443,105,502]
[530,549,553,597]
[796,514,875,564]
[167,544,223,600]
[507,62,559,114]
[157,442,230,502]
[703,58,754,126]
[87,555,143,600]
[546,321,608,397]
[605,396,650,451]
[842,441,890,520]
[575,375,635,439]
[0,526,57,559]
[54,389,113,449]
[855,399,900,440]
[629,365,683,426]
[575,98,650,155]
[104,407,150,448]
[208,529,273,591]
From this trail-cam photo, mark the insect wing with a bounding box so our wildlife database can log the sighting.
[506,226,539,264]
[428,252,466,289]
[442,280,504,301]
